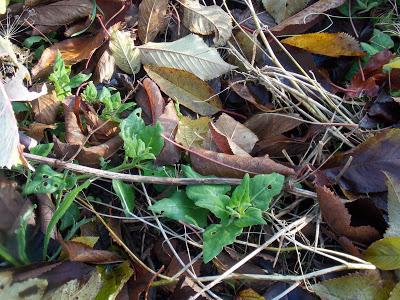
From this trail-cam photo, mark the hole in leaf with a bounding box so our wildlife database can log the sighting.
[267,184,272,190]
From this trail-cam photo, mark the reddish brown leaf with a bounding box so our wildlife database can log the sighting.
[271,0,347,35]
[60,240,122,264]
[346,50,393,98]
[316,185,380,244]
[32,31,105,78]
[189,148,295,178]
[155,102,181,166]
[143,78,165,124]
[322,128,400,193]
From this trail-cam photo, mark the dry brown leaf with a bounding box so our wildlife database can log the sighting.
[32,90,60,124]
[155,102,181,166]
[209,122,250,156]
[21,0,93,33]
[282,32,365,57]
[138,0,168,43]
[176,116,211,148]
[316,185,380,244]
[60,240,122,264]
[190,148,295,178]
[262,0,310,24]
[94,49,116,83]
[213,113,258,154]
[271,0,346,35]
[64,99,85,145]
[32,31,105,78]
[143,78,165,124]
[36,194,55,239]
[26,122,56,141]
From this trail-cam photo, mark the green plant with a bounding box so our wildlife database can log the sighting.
[82,82,135,120]
[49,51,91,100]
[119,108,164,163]
[149,166,285,262]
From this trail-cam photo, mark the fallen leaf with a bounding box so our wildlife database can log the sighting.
[190,148,295,178]
[32,91,61,125]
[323,128,400,193]
[176,116,211,148]
[385,173,400,238]
[237,288,264,300]
[109,27,141,75]
[60,240,122,264]
[312,271,392,300]
[142,78,165,124]
[262,0,309,23]
[155,102,181,165]
[210,113,258,155]
[139,34,235,81]
[94,49,116,83]
[26,122,56,141]
[144,65,222,116]
[32,31,105,78]
[282,32,365,57]
[316,185,380,244]
[21,0,93,33]
[364,237,400,270]
[181,0,233,46]
[170,277,212,300]
[0,0,9,14]
[138,0,168,43]
[271,0,346,35]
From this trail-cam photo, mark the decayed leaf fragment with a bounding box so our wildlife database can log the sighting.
[316,185,380,244]
[181,0,233,46]
[190,148,295,178]
[144,65,222,116]
[139,34,235,81]
[109,27,141,75]
[282,32,365,57]
[138,0,168,43]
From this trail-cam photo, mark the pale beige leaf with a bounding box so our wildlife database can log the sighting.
[109,29,141,75]
[0,271,47,300]
[181,0,233,46]
[385,173,400,238]
[0,1,10,15]
[138,0,168,43]
[262,0,310,23]
[139,34,235,80]
[144,65,222,116]
[94,49,116,83]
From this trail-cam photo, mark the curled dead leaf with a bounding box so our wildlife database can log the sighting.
[190,148,295,178]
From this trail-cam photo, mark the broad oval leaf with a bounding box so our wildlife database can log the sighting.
[144,65,222,116]
[181,0,233,46]
[282,32,365,57]
[364,237,400,270]
[138,0,168,43]
[109,29,141,75]
[139,34,235,80]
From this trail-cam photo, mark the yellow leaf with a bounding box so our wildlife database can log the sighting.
[175,116,211,148]
[282,32,365,57]
[384,57,400,69]
[237,288,264,300]
[71,236,99,248]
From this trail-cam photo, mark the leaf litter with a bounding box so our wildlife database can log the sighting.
[1,0,400,299]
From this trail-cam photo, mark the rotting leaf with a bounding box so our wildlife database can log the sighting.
[323,128,400,193]
[190,148,295,178]
[316,185,380,244]
[145,65,222,116]
[138,0,168,43]
[282,32,365,57]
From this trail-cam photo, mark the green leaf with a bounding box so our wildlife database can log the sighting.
[96,261,134,300]
[82,81,98,102]
[230,174,251,212]
[59,202,80,231]
[312,271,391,300]
[30,143,54,157]
[249,173,284,210]
[23,165,77,195]
[43,179,92,259]
[119,109,164,161]
[203,224,242,263]
[23,36,44,48]
[370,29,394,51]
[149,190,208,228]
[112,179,135,215]
[233,207,265,228]
[389,281,400,300]
[364,237,400,270]
[69,73,91,89]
